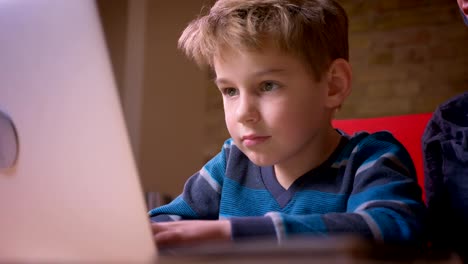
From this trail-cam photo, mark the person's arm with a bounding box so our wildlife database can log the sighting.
[228,132,427,244]
[148,140,230,222]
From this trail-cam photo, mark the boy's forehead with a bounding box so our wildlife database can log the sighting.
[213,47,288,73]
[213,41,291,65]
[211,46,322,84]
[212,43,319,78]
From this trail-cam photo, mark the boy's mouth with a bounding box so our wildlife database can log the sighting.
[241,135,271,147]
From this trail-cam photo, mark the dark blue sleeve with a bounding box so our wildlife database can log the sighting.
[148,141,229,221]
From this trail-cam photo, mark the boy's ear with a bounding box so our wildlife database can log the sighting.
[324,59,352,110]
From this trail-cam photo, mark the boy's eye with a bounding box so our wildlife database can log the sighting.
[261,81,280,92]
[221,87,238,97]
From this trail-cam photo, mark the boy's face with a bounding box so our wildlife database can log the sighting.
[458,0,468,25]
[213,44,332,167]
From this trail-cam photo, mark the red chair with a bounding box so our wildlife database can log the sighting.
[332,113,432,200]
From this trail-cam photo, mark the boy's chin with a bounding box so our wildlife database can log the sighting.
[248,158,274,167]
[244,154,275,167]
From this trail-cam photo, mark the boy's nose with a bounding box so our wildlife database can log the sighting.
[236,94,259,124]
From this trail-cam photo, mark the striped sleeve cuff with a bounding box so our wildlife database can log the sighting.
[229,216,277,241]
[150,214,181,222]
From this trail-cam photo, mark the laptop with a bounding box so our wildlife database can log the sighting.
[0,0,157,262]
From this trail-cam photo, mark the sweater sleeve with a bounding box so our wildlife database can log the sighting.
[230,132,427,244]
[148,141,229,222]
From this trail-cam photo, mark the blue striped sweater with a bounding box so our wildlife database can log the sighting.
[149,131,427,243]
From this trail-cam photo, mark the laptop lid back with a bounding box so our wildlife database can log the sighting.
[0,0,156,262]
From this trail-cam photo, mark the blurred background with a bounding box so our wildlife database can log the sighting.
[96,0,468,199]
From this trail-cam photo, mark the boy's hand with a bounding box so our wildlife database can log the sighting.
[151,220,232,247]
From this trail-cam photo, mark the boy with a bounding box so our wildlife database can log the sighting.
[458,0,468,25]
[423,0,468,260]
[150,0,426,247]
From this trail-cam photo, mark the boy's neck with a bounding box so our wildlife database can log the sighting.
[273,127,342,190]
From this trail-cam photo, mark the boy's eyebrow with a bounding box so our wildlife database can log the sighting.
[213,68,287,85]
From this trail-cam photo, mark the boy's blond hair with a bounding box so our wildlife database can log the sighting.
[178,0,348,80]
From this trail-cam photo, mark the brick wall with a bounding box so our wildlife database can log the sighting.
[340,0,468,118]
[203,0,468,160]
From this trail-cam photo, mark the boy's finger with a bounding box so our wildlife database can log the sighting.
[154,231,186,246]
[151,222,165,233]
